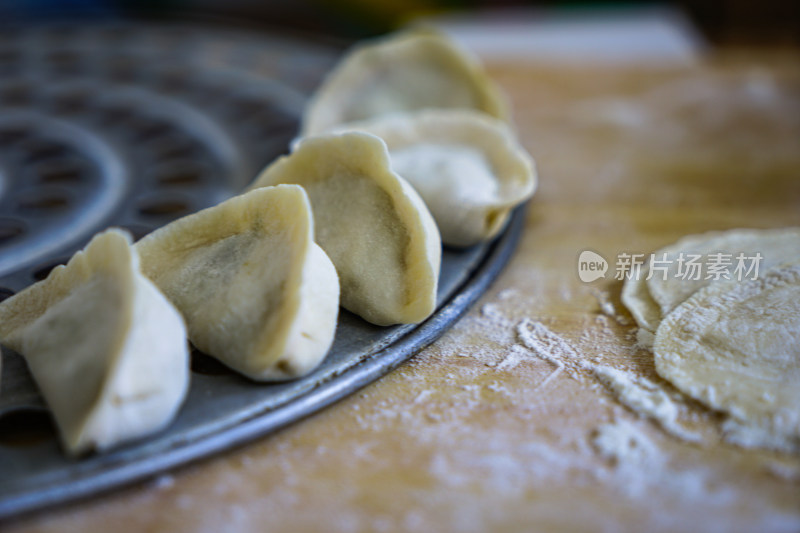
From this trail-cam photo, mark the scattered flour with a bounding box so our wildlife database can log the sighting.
[592,288,631,326]
[589,419,738,506]
[515,318,586,380]
[761,457,800,482]
[591,365,703,443]
[480,302,513,327]
[571,98,650,129]
[592,418,661,467]
[391,290,799,528]
[413,390,434,404]
[496,288,517,301]
[635,328,655,349]
[722,418,799,455]
[151,474,175,491]
[477,310,707,447]
[495,344,533,371]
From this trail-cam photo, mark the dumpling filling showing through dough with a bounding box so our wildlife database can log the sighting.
[250,132,441,326]
[0,229,189,455]
[136,185,340,381]
[301,29,509,136]
[333,109,536,246]
[654,261,800,453]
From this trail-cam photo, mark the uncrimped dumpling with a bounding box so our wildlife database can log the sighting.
[335,109,536,246]
[302,29,509,137]
[654,261,800,452]
[136,185,339,381]
[250,133,441,326]
[0,229,189,455]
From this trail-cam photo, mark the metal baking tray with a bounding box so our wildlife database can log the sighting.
[0,21,526,519]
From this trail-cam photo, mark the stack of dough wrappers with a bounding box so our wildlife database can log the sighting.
[0,29,537,456]
[622,228,800,453]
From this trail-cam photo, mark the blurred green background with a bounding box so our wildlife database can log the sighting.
[0,0,797,47]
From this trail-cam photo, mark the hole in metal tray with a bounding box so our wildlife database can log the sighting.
[118,224,153,242]
[105,58,140,83]
[0,125,30,144]
[0,218,27,244]
[0,82,33,107]
[48,89,91,115]
[148,134,198,160]
[44,50,83,75]
[136,193,193,217]
[0,287,15,302]
[153,160,205,186]
[34,160,86,184]
[31,257,69,281]
[190,348,233,376]
[0,48,22,65]
[152,70,193,94]
[0,408,57,448]
[16,188,71,211]
[96,103,135,126]
[128,117,172,142]
[21,141,69,165]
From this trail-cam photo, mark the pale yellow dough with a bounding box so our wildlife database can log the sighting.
[301,29,509,137]
[623,227,800,333]
[136,185,339,381]
[333,109,536,246]
[0,229,189,455]
[621,261,662,334]
[250,132,441,326]
[654,261,800,452]
[647,228,800,319]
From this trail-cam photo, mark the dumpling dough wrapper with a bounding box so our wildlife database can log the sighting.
[620,257,662,335]
[335,109,536,246]
[250,133,441,326]
[654,261,800,452]
[623,227,800,334]
[136,185,339,381]
[647,228,800,319]
[0,229,189,456]
[301,29,509,137]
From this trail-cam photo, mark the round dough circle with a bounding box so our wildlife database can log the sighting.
[654,261,800,451]
[647,227,800,319]
[621,261,661,333]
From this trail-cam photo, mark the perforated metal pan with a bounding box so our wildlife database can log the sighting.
[0,21,526,519]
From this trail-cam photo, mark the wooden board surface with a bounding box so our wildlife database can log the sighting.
[5,51,800,532]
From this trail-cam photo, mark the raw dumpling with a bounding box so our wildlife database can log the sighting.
[335,109,536,246]
[250,133,441,326]
[302,29,509,137]
[654,261,800,452]
[136,185,339,381]
[0,229,189,455]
